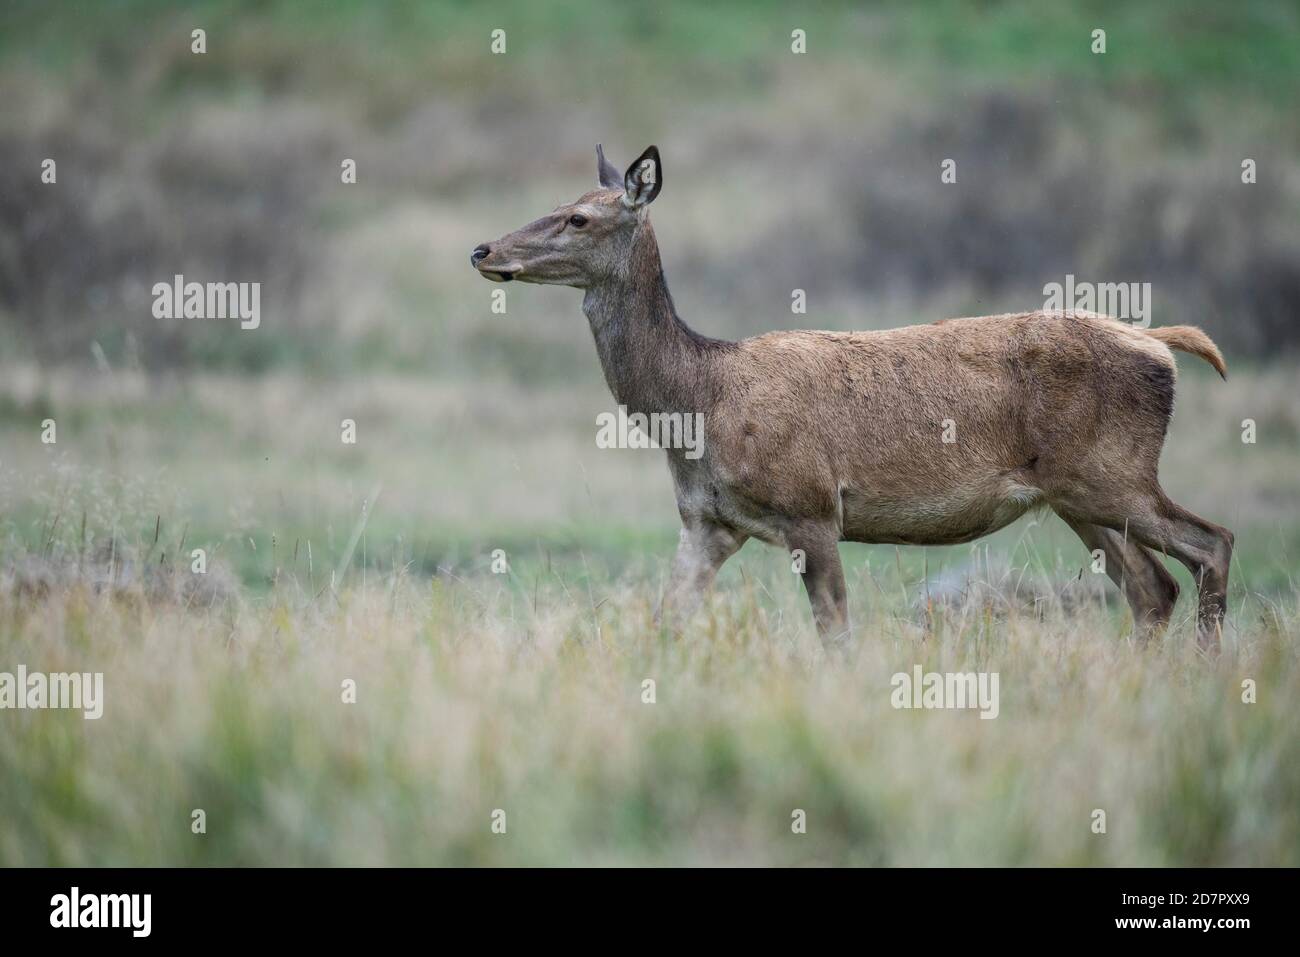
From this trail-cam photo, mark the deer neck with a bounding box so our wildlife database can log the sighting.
[581,223,718,417]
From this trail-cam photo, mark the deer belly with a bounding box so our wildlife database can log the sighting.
[839,475,1042,546]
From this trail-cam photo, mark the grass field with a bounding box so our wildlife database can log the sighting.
[1,537,1297,866]
[1,361,1298,866]
[1,526,1297,866]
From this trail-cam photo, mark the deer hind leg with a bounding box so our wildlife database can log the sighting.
[1058,490,1233,653]
[656,521,747,631]
[1145,497,1233,651]
[1063,517,1179,640]
[786,524,851,650]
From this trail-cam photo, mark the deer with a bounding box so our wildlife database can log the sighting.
[471,144,1234,652]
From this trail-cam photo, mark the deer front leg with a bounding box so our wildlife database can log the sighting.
[656,521,747,631]
[788,526,851,648]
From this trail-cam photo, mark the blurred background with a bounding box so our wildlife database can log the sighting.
[1,0,1298,591]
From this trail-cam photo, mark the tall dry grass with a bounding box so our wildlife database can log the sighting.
[1,554,1296,866]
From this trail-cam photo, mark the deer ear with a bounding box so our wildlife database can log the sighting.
[622,146,662,208]
[596,144,621,189]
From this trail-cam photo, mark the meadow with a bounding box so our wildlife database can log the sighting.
[1,510,1297,866]
[1,359,1297,866]
[1,0,1298,866]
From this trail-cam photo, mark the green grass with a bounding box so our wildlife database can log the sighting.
[5,362,1298,589]
[4,0,1297,107]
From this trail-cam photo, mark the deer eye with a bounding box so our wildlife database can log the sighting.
[568,214,588,228]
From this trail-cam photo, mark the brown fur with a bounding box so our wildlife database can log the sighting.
[1146,325,1227,379]
[472,146,1234,652]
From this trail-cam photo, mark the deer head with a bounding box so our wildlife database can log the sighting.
[470,145,662,287]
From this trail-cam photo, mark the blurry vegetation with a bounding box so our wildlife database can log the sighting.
[0,0,1298,374]
[0,0,1297,588]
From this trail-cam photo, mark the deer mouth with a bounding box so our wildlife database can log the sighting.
[475,265,518,282]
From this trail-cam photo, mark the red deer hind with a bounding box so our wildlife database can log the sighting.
[471,145,1233,652]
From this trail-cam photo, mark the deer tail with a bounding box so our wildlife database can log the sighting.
[1145,325,1227,380]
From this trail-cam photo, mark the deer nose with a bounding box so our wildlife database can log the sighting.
[470,244,491,267]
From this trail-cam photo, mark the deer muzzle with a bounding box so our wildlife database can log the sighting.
[470,243,518,282]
